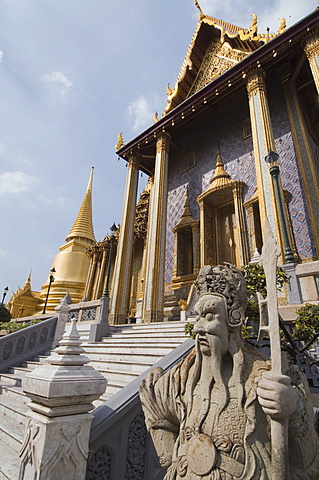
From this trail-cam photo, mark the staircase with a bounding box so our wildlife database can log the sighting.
[0,321,189,479]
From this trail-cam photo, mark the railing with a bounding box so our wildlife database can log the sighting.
[67,300,100,323]
[86,338,195,480]
[0,316,57,373]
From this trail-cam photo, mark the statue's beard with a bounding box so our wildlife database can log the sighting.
[192,334,229,431]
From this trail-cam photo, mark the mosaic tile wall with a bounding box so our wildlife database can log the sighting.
[268,75,317,260]
[165,94,256,282]
[164,76,317,283]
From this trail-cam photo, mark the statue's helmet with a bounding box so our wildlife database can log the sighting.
[194,263,247,328]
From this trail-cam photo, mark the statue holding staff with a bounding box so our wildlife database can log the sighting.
[140,261,319,479]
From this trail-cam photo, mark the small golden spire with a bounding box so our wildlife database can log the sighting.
[181,187,192,218]
[277,17,286,35]
[116,132,124,151]
[194,0,205,20]
[210,147,230,186]
[153,112,159,123]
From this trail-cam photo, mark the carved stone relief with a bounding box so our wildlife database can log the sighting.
[86,445,112,480]
[125,412,147,480]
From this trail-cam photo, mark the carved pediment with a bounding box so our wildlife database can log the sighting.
[190,42,248,96]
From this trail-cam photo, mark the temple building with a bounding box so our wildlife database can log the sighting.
[7,272,41,318]
[110,7,319,324]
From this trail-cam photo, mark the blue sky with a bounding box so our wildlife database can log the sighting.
[0,0,317,297]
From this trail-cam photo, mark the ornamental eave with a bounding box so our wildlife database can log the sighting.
[116,9,319,168]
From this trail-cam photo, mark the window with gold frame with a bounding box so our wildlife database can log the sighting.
[180,150,196,173]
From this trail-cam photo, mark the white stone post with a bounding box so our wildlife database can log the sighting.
[19,319,107,480]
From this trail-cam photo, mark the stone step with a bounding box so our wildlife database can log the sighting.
[0,394,29,426]
[97,368,139,384]
[0,385,27,404]
[8,367,31,377]
[0,438,20,480]
[110,324,186,334]
[85,351,165,364]
[86,359,152,374]
[0,373,23,387]
[101,334,187,343]
[84,343,181,355]
[0,410,24,453]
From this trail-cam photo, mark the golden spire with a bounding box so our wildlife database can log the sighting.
[210,147,231,187]
[66,167,96,243]
[181,187,192,218]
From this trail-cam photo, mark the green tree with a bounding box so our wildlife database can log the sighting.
[0,304,12,323]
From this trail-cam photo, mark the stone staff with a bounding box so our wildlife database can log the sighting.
[257,217,290,480]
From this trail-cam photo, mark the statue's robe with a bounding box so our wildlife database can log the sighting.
[140,345,319,480]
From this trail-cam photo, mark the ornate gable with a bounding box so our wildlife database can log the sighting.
[189,41,248,96]
[164,13,286,114]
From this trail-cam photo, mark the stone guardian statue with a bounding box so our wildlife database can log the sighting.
[140,263,319,479]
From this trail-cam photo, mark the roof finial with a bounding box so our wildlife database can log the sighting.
[194,0,205,21]
[277,17,286,35]
[116,132,124,151]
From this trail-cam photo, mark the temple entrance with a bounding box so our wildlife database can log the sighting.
[216,202,236,264]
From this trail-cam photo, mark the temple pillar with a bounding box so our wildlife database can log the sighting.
[279,62,319,256]
[246,68,282,248]
[109,154,140,324]
[192,224,200,276]
[143,132,170,323]
[199,202,205,267]
[84,252,97,300]
[304,28,319,94]
[96,247,108,299]
[232,183,249,266]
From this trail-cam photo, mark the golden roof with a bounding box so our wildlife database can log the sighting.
[66,167,96,243]
[164,12,285,114]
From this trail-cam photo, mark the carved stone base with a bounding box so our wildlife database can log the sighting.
[19,411,93,480]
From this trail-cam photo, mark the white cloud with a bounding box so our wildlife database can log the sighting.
[127,95,160,132]
[0,248,7,258]
[0,51,4,63]
[37,195,66,207]
[0,171,37,196]
[41,71,73,99]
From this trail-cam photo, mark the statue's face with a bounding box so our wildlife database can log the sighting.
[193,294,229,356]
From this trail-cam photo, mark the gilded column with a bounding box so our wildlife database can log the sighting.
[143,132,170,322]
[198,202,205,267]
[232,182,249,266]
[192,224,200,275]
[109,154,140,324]
[246,68,280,242]
[92,255,102,300]
[95,248,108,299]
[280,62,319,255]
[304,28,319,94]
[84,252,97,300]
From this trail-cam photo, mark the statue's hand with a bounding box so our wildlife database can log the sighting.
[256,371,297,420]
